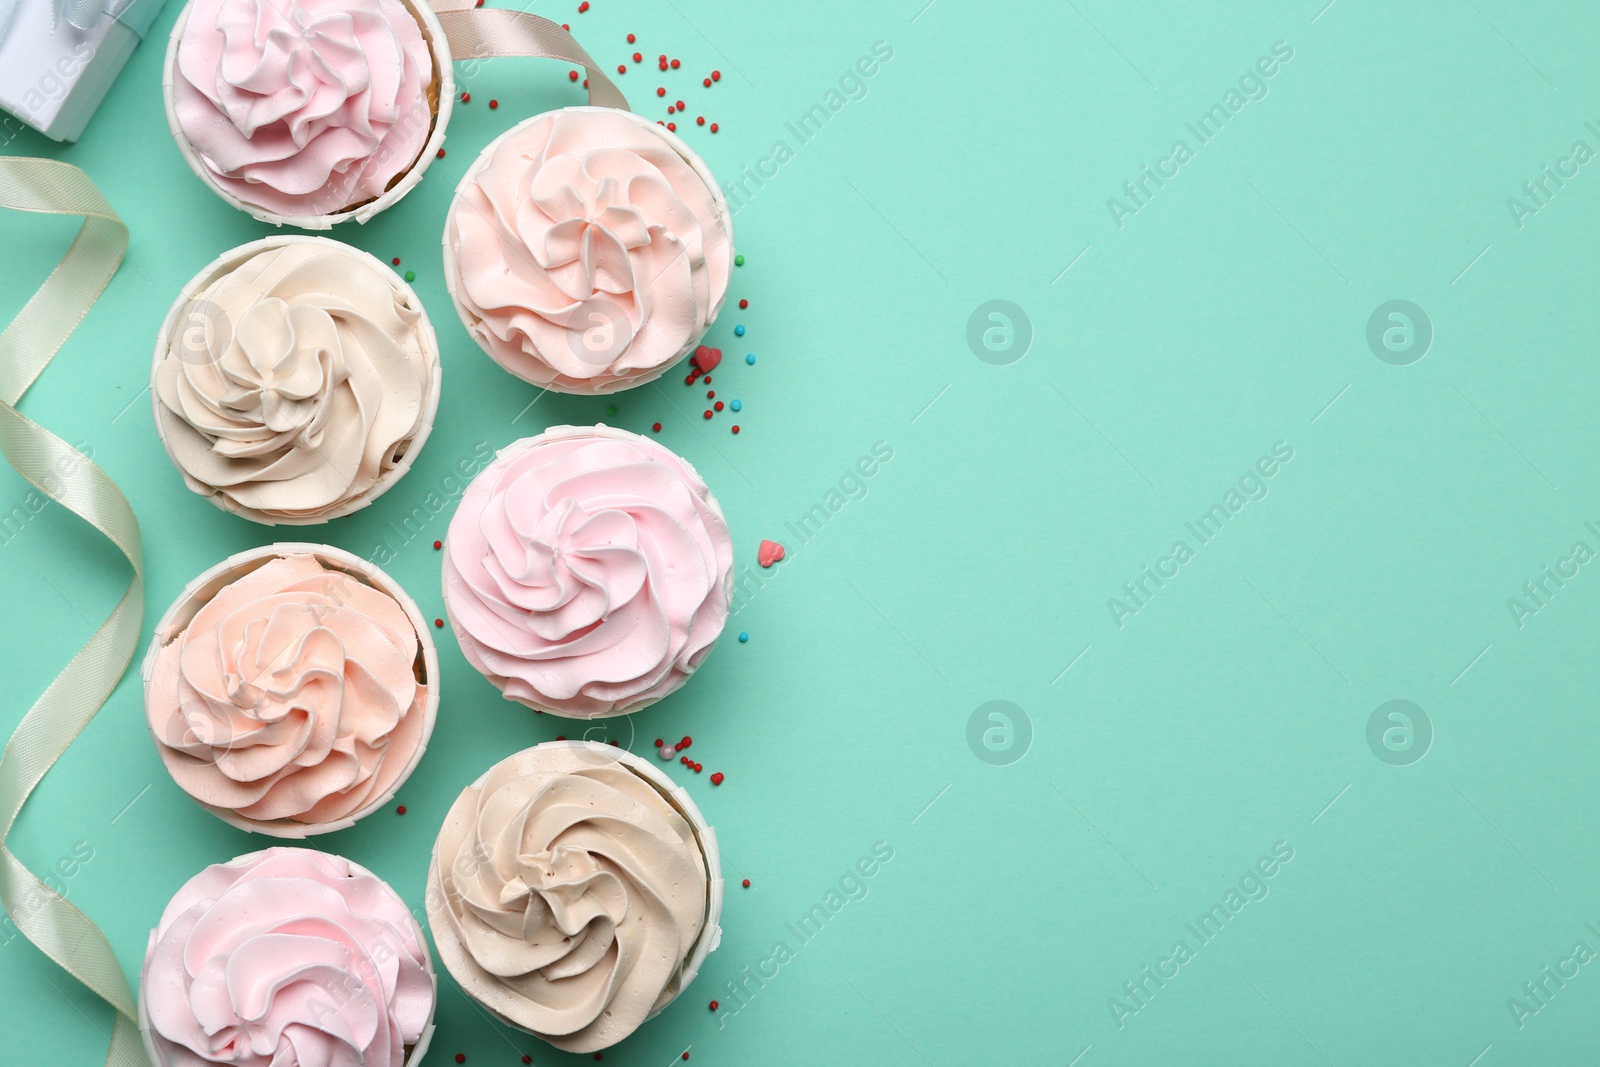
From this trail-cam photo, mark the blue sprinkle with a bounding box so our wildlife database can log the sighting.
[738,631,749,643]
[734,324,746,337]
[745,353,756,365]
[730,399,742,412]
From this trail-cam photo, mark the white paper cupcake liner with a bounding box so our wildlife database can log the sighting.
[141,543,442,837]
[162,0,455,229]
[139,851,440,1066]
[425,740,724,1044]
[152,235,443,526]
[439,425,734,719]
[441,106,735,394]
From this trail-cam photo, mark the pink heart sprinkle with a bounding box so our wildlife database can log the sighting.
[692,345,723,374]
[758,540,785,568]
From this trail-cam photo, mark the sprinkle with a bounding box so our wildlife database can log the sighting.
[659,744,676,760]
[455,1057,465,1065]
[671,58,681,69]
[659,59,668,71]
[433,540,441,549]
[734,324,745,336]
[711,772,724,785]
[434,618,443,628]
[683,1054,690,1061]
[667,122,676,131]
[707,390,715,399]
[605,403,617,416]
[404,270,415,282]
[703,77,712,87]
[735,254,745,266]
[667,105,675,114]
[739,299,748,309]
[714,401,724,412]
[392,257,401,265]
[675,99,685,110]
[681,736,692,748]
[595,1056,603,1063]
[523,1058,532,1065]
[569,70,579,81]
[738,632,748,642]
[654,738,663,747]
[556,735,565,741]
[742,879,750,887]
[632,52,642,62]
[437,148,446,157]
[488,99,498,109]
[712,70,722,82]
[577,0,587,9]
[710,1001,719,1011]
[617,64,626,74]
[693,763,703,773]
[703,410,712,419]
[397,805,407,814]
[703,375,712,384]
[657,87,666,97]
[461,92,470,103]
[758,540,785,568]
[696,116,705,126]
[659,54,667,63]
[710,123,719,133]
[584,80,589,88]
[745,353,755,364]
[652,422,662,432]
[731,425,739,434]
[730,399,741,412]
[627,33,635,42]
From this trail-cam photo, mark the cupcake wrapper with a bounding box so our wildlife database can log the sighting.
[161,0,455,229]
[441,106,736,395]
[425,740,724,1041]
[141,543,442,837]
[138,853,440,1066]
[152,235,443,526]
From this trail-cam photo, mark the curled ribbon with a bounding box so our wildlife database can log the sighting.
[429,0,630,111]
[0,158,147,1067]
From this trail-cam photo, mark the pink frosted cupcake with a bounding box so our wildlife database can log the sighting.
[144,545,438,835]
[442,426,733,717]
[140,848,436,1067]
[163,0,450,226]
[443,107,734,393]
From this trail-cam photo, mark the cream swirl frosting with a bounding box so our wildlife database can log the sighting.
[171,0,435,219]
[146,554,429,827]
[155,241,437,523]
[142,848,434,1067]
[443,426,733,718]
[428,746,709,1051]
[445,109,733,393]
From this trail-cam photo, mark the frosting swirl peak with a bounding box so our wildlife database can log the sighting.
[428,745,711,1052]
[443,426,733,718]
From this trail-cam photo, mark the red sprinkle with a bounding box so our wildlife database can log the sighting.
[702,375,712,384]
[460,92,470,103]
[714,401,724,412]
[709,1001,719,1011]
[556,735,566,741]
[694,763,703,773]
[433,540,441,549]
[711,772,724,785]
[569,70,579,81]
[675,99,685,110]
[710,123,719,133]
[683,1055,690,1061]
[739,299,748,309]
[667,122,677,132]
[652,422,662,432]
[654,738,663,747]
[667,105,675,114]
[397,805,407,814]
[488,99,498,109]
[707,390,715,399]
[436,148,445,157]
[712,70,722,81]
[632,52,642,63]
[703,77,712,87]
[617,64,626,74]
[696,116,705,126]
[681,736,692,747]
[627,33,635,43]
[392,257,401,265]
[584,79,589,88]
[742,878,750,887]
[731,425,740,434]
[434,619,443,628]
[455,1057,465,1065]
[523,1059,532,1065]
[657,87,666,97]
[671,58,681,69]
[577,1,587,10]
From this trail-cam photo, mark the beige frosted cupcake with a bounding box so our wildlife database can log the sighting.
[443,107,734,393]
[426,741,723,1052]
[143,544,439,836]
[153,236,441,525]
[162,0,452,228]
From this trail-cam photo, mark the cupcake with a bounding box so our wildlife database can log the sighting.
[426,741,722,1053]
[143,544,438,836]
[163,0,450,226]
[153,236,441,525]
[443,107,734,393]
[140,848,436,1067]
[442,425,734,718]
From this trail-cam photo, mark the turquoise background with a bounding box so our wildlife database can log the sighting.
[5,0,1600,1063]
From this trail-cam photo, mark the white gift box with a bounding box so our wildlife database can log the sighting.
[0,0,165,143]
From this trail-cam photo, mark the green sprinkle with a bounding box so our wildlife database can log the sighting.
[403,270,416,282]
[734,254,745,267]
[605,403,617,416]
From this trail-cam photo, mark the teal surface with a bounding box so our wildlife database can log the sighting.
[6,0,1600,1064]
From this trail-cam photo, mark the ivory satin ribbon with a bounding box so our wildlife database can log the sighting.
[0,158,147,1067]
[430,0,630,112]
